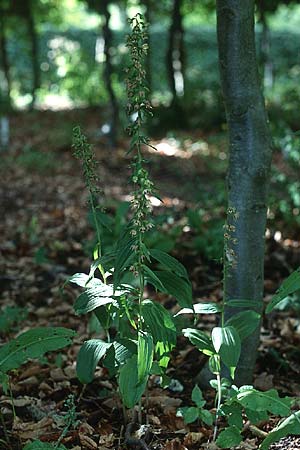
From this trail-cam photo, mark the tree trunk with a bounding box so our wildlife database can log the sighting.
[217,0,272,385]
[102,0,119,147]
[26,1,40,109]
[166,0,185,105]
[0,8,10,150]
[0,12,11,105]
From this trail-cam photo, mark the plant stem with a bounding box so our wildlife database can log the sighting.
[8,380,15,421]
[213,372,222,442]
[89,192,106,284]
[138,398,142,424]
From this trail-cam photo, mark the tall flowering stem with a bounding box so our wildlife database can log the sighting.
[126,14,155,325]
[72,126,106,283]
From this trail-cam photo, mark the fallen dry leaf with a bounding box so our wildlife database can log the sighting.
[164,438,188,450]
[254,372,274,391]
[183,431,204,446]
[13,416,54,441]
[235,438,257,449]
[79,433,98,449]
[99,432,115,448]
[148,396,182,414]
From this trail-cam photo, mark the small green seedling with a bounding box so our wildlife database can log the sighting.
[177,385,213,426]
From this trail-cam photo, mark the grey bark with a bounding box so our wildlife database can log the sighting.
[166,0,185,104]
[25,1,40,109]
[0,12,11,105]
[0,8,10,150]
[217,0,272,385]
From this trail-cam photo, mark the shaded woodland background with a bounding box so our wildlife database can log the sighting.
[1,1,300,449]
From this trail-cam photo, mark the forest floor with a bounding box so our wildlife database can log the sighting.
[1,108,300,450]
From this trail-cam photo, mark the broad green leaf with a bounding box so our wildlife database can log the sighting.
[113,229,135,290]
[119,354,147,408]
[150,361,164,376]
[23,441,67,450]
[76,339,112,384]
[183,328,214,356]
[143,265,165,291]
[74,290,116,315]
[259,411,300,450]
[102,345,117,376]
[192,385,205,408]
[142,299,177,350]
[226,299,261,308]
[266,268,300,313]
[155,342,171,369]
[74,282,127,315]
[150,271,193,308]
[175,302,221,316]
[222,402,243,429]
[113,339,137,366]
[142,300,176,368]
[245,408,269,424]
[216,425,242,448]
[225,311,261,340]
[0,328,75,374]
[103,339,137,376]
[237,388,292,416]
[68,272,101,288]
[199,409,213,426]
[182,406,199,424]
[150,249,189,280]
[94,305,111,329]
[137,332,153,384]
[212,326,241,376]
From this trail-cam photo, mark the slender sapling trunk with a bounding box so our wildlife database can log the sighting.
[217,0,273,385]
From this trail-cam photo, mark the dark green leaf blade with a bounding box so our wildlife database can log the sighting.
[0,328,75,374]
[183,328,214,356]
[142,299,176,367]
[216,425,242,448]
[237,388,292,416]
[182,406,199,424]
[225,311,261,340]
[212,326,241,377]
[74,288,116,315]
[151,271,193,308]
[138,332,154,384]
[113,229,135,290]
[119,354,147,408]
[266,268,300,313]
[192,385,205,408]
[76,339,112,384]
[150,249,189,279]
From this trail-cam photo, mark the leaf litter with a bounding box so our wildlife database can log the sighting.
[0,109,300,449]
